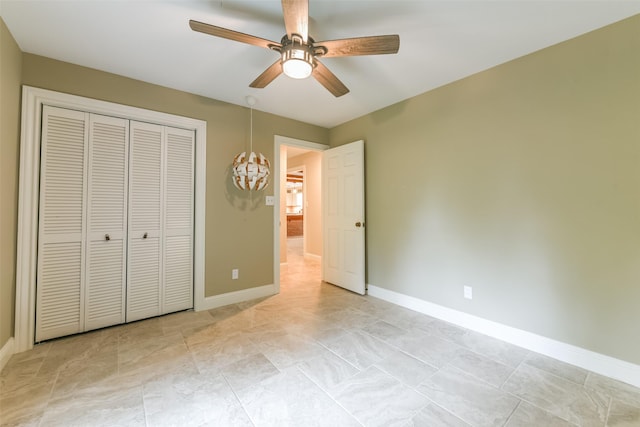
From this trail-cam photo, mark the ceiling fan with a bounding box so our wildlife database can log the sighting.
[189,0,400,97]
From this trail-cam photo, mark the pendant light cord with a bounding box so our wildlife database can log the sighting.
[250,106,253,153]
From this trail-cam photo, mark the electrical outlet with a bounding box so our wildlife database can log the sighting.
[232,269,239,280]
[464,286,473,300]
[265,195,275,206]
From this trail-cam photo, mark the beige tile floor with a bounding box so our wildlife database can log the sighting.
[1,237,640,426]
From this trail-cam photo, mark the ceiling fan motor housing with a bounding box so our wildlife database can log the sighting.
[280,34,315,79]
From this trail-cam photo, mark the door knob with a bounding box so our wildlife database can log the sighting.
[105,234,110,241]
[355,222,362,228]
[143,232,148,239]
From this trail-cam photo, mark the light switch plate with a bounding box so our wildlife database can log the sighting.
[464,286,473,300]
[265,195,275,206]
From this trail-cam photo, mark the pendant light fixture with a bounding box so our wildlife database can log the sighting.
[232,96,271,191]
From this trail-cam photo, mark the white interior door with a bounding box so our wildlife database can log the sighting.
[322,140,365,295]
[85,114,129,330]
[163,127,195,313]
[127,121,163,321]
[36,106,88,341]
[127,122,195,320]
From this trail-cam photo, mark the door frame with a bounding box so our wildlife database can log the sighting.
[14,86,207,353]
[273,135,329,293]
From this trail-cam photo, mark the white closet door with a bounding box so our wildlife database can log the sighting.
[127,121,163,321]
[36,107,196,341]
[163,127,194,313]
[85,114,129,330]
[36,106,88,342]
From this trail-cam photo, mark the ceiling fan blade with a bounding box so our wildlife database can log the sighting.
[316,35,400,58]
[249,60,283,88]
[189,20,280,50]
[312,61,349,97]
[281,0,309,42]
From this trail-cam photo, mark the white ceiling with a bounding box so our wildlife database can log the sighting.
[2,1,639,128]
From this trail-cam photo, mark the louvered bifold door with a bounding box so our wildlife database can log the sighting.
[36,106,88,342]
[127,121,163,322]
[163,127,195,314]
[85,114,129,330]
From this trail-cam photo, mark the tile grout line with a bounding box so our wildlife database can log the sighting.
[417,393,475,427]
[500,359,524,391]
[500,389,581,426]
[603,393,613,427]
[220,371,259,427]
[499,359,573,425]
[502,378,579,427]
[293,364,365,427]
[501,398,523,427]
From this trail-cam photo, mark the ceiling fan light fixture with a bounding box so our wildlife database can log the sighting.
[282,57,312,79]
[281,37,314,79]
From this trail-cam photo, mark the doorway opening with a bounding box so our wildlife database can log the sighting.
[282,152,320,291]
[285,168,304,239]
[273,136,329,294]
[284,167,305,274]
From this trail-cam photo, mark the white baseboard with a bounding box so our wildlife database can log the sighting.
[198,284,277,311]
[367,285,640,388]
[304,253,321,262]
[0,337,15,373]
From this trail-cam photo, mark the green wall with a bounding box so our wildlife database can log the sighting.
[330,15,640,365]
[0,18,22,351]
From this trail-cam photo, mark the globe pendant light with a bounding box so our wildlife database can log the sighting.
[232,96,271,191]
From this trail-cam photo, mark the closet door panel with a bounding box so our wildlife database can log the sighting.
[129,123,162,232]
[127,237,161,320]
[86,239,126,328]
[37,242,84,341]
[85,115,129,330]
[36,106,88,342]
[163,128,194,313]
[127,121,163,321]
[164,236,192,311]
[165,130,194,231]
